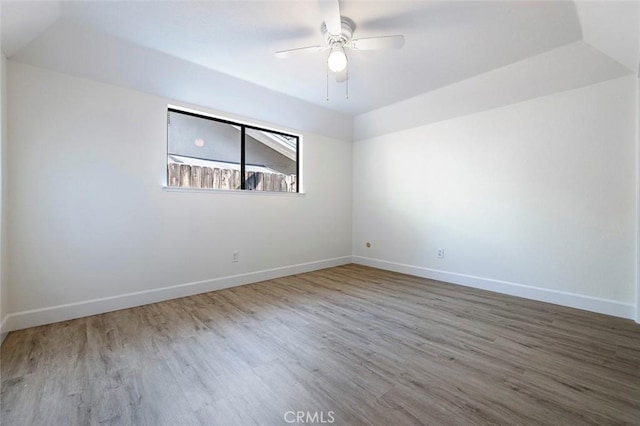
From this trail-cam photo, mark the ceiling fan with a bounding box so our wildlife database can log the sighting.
[274,0,405,86]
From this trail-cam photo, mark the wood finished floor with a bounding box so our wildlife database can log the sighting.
[1,264,639,425]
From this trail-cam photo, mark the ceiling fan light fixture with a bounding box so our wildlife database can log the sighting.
[327,45,347,72]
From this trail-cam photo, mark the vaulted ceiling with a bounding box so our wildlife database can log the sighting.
[2,1,638,116]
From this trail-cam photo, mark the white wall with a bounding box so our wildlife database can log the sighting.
[0,52,7,342]
[4,62,352,331]
[637,75,640,323]
[353,75,637,319]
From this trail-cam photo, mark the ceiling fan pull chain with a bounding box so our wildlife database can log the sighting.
[326,63,330,101]
[346,68,349,100]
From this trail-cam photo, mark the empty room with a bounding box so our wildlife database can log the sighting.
[1,0,639,425]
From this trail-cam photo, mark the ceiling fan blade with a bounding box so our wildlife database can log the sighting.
[275,45,328,58]
[348,35,405,51]
[335,68,348,83]
[319,0,342,35]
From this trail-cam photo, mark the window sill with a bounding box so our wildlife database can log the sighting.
[162,186,306,196]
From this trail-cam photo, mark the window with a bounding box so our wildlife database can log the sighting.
[167,108,299,192]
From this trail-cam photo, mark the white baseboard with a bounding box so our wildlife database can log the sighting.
[0,315,8,344]
[1,256,352,334]
[353,256,636,320]
[2,255,635,338]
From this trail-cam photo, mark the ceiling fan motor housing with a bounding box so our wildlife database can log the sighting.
[322,17,355,46]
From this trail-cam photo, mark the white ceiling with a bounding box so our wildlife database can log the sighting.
[1,1,638,116]
[575,1,640,72]
[0,0,60,57]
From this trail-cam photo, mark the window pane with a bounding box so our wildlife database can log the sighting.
[244,128,297,192]
[167,111,241,189]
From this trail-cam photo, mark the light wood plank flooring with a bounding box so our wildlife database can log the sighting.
[1,264,639,425]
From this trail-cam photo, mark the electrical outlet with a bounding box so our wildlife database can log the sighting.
[232,251,239,263]
[437,248,445,259]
